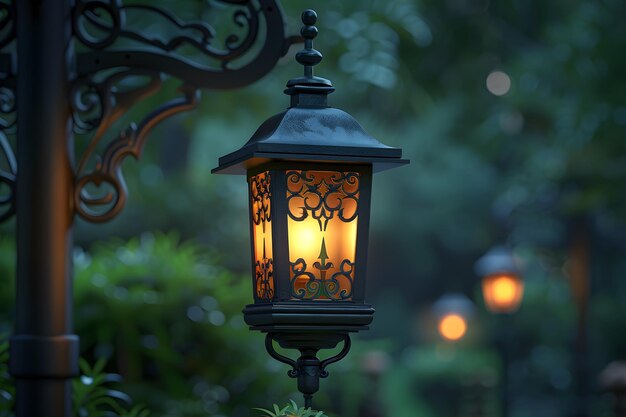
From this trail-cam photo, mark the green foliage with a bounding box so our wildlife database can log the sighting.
[253,400,327,417]
[73,358,150,417]
[72,232,292,416]
[0,337,147,417]
[0,338,13,417]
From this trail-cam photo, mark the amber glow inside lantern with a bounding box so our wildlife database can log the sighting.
[248,166,370,304]
[475,245,524,314]
[481,273,524,314]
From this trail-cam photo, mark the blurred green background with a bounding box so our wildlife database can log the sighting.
[2,0,626,416]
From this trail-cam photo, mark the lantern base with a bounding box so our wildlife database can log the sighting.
[242,302,375,332]
[244,302,374,408]
[264,331,352,409]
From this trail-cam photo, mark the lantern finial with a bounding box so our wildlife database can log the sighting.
[286,9,334,105]
[296,10,322,79]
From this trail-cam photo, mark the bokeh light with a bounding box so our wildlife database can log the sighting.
[438,313,468,341]
[486,70,512,96]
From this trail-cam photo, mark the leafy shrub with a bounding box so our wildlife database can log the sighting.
[0,338,147,417]
[72,232,292,416]
[253,400,328,417]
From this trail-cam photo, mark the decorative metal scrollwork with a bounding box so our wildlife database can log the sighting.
[290,255,355,301]
[0,0,15,223]
[74,0,298,90]
[70,0,298,223]
[72,68,199,222]
[287,170,360,231]
[0,130,15,222]
[0,1,15,51]
[250,172,274,301]
[287,170,359,300]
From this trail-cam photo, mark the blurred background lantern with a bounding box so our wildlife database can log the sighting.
[433,294,475,343]
[213,9,407,407]
[475,246,524,314]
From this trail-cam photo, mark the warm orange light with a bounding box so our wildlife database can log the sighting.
[438,314,467,341]
[249,172,274,301]
[482,274,524,313]
[287,170,359,300]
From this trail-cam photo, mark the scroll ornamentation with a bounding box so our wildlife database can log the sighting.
[70,0,297,223]
[287,170,360,301]
[286,170,359,231]
[0,130,15,222]
[0,1,15,223]
[250,171,274,301]
[71,68,199,222]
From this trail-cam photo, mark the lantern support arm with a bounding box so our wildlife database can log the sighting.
[319,333,351,376]
[0,0,302,224]
[265,332,352,408]
[265,333,299,377]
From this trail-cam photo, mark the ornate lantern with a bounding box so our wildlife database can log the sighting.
[433,294,475,342]
[213,10,407,406]
[475,246,524,314]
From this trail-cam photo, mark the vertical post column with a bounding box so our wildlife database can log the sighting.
[569,220,591,417]
[10,1,79,417]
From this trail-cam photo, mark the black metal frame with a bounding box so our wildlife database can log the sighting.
[246,161,373,303]
[0,1,297,416]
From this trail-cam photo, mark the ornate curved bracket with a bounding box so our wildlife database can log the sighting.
[0,0,15,223]
[265,332,352,408]
[73,81,199,222]
[70,0,300,223]
[0,130,16,222]
[319,334,351,377]
[265,333,299,378]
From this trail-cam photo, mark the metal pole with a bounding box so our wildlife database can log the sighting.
[9,1,79,416]
[569,220,591,417]
[498,315,511,417]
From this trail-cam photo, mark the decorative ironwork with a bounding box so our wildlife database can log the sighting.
[250,171,271,226]
[73,76,199,222]
[286,170,359,231]
[74,0,299,90]
[290,254,355,301]
[287,170,359,301]
[264,332,352,408]
[0,130,15,222]
[255,251,274,301]
[0,1,15,50]
[69,0,298,223]
[73,1,258,62]
[250,171,274,301]
[0,1,15,223]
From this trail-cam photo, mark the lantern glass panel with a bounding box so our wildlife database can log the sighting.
[249,171,274,301]
[286,170,359,301]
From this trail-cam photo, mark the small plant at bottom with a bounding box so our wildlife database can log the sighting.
[253,400,328,417]
[73,357,149,417]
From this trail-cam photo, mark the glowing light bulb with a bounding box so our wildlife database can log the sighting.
[438,313,467,341]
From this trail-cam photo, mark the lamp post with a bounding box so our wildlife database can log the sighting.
[213,10,407,407]
[475,245,523,417]
[0,1,300,416]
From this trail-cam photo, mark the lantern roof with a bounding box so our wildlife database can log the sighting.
[213,10,408,175]
[474,245,522,278]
